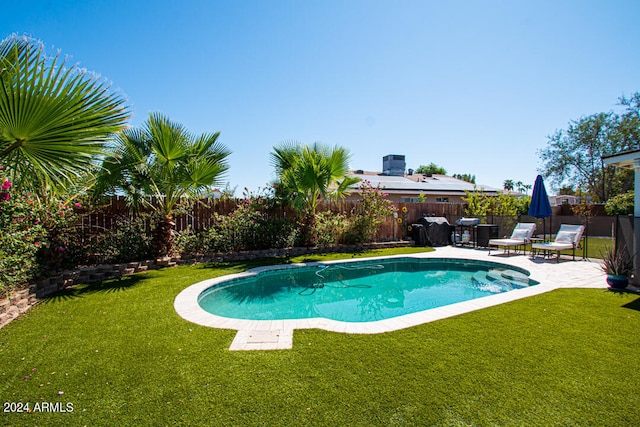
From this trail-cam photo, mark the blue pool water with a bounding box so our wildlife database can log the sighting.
[197,257,538,322]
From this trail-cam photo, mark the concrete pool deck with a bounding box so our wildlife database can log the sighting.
[174,246,609,351]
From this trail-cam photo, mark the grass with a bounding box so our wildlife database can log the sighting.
[1,246,639,426]
[573,236,612,259]
[537,236,612,260]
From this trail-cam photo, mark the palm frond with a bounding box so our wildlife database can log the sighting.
[270,140,356,215]
[0,35,130,195]
[94,112,230,219]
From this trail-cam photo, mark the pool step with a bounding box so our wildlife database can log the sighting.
[486,269,529,285]
[471,269,530,289]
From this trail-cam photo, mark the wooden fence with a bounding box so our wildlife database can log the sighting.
[76,197,468,241]
[75,197,613,242]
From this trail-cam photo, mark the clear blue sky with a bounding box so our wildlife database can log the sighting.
[5,0,640,195]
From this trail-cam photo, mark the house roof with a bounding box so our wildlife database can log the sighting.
[346,171,501,195]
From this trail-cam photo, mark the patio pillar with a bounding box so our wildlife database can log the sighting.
[635,160,640,285]
[635,159,640,218]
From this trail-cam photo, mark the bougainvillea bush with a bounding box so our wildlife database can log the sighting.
[0,174,46,294]
[0,166,83,295]
[343,181,396,244]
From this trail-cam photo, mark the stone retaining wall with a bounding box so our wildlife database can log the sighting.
[0,240,413,328]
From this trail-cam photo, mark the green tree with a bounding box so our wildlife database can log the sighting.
[95,113,231,256]
[462,187,492,219]
[538,94,639,202]
[453,173,475,184]
[0,35,129,195]
[270,141,360,244]
[492,193,530,216]
[515,181,532,195]
[559,186,575,195]
[463,187,529,219]
[415,163,447,175]
[617,93,640,149]
[503,180,515,192]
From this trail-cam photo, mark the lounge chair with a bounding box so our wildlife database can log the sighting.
[530,224,585,262]
[488,223,536,256]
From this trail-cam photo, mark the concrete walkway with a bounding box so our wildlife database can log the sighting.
[174,246,608,351]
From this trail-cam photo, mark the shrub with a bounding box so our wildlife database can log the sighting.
[604,191,634,215]
[175,189,299,255]
[314,210,348,245]
[37,201,83,271]
[89,214,153,263]
[173,226,204,256]
[462,187,492,218]
[0,166,84,294]
[463,188,530,218]
[492,192,530,216]
[344,181,396,244]
[0,189,47,294]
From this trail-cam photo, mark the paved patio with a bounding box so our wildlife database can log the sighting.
[174,246,609,351]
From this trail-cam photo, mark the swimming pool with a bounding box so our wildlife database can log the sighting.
[196,257,538,323]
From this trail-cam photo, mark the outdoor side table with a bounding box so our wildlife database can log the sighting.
[475,224,499,248]
[528,237,545,257]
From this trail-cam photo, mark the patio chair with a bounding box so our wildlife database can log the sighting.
[530,224,585,262]
[488,223,536,256]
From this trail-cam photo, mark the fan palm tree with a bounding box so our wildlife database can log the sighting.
[95,112,231,256]
[0,35,129,195]
[270,141,360,244]
[503,179,515,192]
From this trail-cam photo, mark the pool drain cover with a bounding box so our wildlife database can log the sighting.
[247,330,280,343]
[230,329,293,351]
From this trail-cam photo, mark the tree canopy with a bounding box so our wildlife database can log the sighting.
[270,141,359,217]
[538,93,639,202]
[415,163,447,175]
[453,173,475,184]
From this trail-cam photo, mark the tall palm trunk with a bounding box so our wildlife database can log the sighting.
[300,212,318,246]
[152,216,175,257]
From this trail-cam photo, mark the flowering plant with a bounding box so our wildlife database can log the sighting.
[0,165,85,294]
[314,210,348,245]
[0,166,46,294]
[344,181,396,244]
[1,166,11,201]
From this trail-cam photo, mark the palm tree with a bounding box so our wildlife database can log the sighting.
[503,179,515,192]
[0,35,129,195]
[270,141,360,244]
[95,113,231,256]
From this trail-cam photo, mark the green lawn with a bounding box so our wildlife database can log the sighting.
[1,247,639,426]
[533,236,612,260]
[572,236,613,259]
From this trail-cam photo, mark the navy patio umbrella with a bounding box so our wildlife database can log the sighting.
[528,175,552,240]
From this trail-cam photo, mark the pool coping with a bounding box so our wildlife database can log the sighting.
[173,246,608,350]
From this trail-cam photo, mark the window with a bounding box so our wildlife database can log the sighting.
[436,197,449,203]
